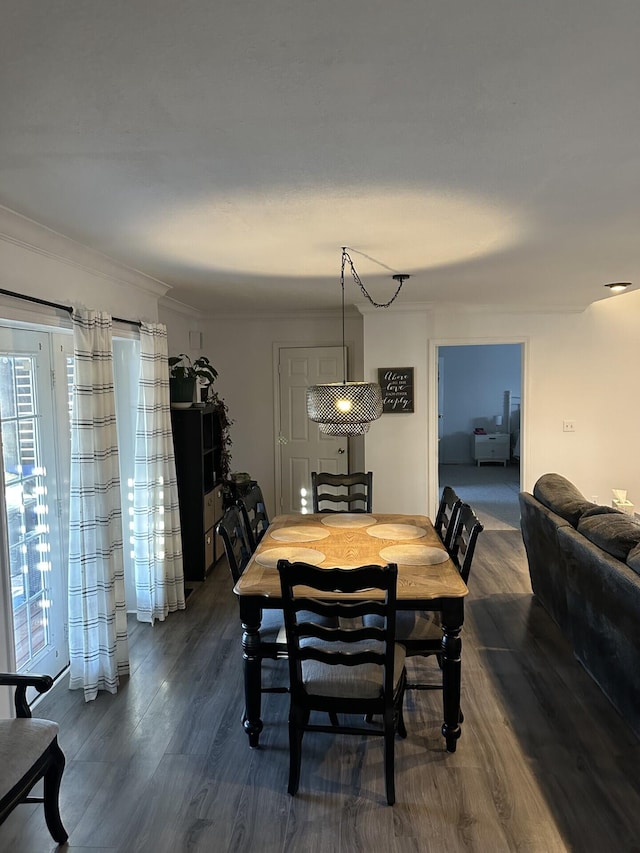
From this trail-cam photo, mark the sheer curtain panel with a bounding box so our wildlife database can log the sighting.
[68,310,129,701]
[133,323,185,623]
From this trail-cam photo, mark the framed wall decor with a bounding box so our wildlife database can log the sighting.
[378,367,414,413]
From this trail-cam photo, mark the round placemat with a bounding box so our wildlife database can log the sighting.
[366,523,426,540]
[255,547,326,568]
[320,514,377,528]
[270,526,330,543]
[379,544,449,565]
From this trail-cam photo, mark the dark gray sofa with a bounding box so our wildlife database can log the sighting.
[519,473,640,739]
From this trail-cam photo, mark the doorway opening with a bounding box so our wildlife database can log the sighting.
[437,343,522,530]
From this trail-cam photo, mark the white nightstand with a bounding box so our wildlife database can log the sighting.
[473,433,510,466]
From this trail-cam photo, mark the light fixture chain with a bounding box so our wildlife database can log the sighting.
[342,249,407,308]
[305,245,406,434]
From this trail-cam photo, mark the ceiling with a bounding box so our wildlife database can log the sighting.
[1,1,639,315]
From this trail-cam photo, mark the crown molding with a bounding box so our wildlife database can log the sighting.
[356,299,587,316]
[0,205,170,298]
[158,294,208,319]
[161,302,349,323]
[355,301,435,316]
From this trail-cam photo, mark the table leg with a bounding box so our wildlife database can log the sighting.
[240,599,263,748]
[441,601,463,752]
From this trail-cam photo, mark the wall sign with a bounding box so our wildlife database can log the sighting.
[378,367,414,413]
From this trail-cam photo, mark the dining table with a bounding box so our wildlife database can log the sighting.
[233,511,468,752]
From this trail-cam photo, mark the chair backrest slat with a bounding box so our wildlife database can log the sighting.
[293,598,387,621]
[216,505,251,583]
[295,623,385,644]
[237,483,270,551]
[434,485,462,551]
[311,471,373,513]
[449,502,484,584]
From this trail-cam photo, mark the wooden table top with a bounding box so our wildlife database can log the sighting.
[234,513,468,601]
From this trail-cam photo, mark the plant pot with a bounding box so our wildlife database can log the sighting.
[170,376,196,405]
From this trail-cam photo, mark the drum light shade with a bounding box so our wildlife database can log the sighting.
[318,420,371,435]
[307,382,383,428]
[305,249,409,436]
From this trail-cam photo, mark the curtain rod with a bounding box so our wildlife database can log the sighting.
[0,287,143,328]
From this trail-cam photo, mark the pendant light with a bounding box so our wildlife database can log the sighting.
[306,248,409,435]
[604,282,631,292]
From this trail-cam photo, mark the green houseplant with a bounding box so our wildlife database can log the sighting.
[209,389,234,480]
[168,354,218,405]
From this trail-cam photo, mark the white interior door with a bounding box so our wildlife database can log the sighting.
[0,328,72,678]
[278,346,349,514]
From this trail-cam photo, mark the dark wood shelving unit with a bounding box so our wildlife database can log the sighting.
[170,404,226,582]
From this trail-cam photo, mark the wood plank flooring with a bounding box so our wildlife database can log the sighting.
[2,530,640,852]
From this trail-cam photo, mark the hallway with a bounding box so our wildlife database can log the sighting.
[439,462,520,531]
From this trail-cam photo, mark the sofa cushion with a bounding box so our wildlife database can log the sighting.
[532,473,592,527]
[577,513,640,561]
[627,542,640,576]
[580,504,624,520]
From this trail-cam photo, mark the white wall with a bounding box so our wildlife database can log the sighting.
[159,297,209,363]
[195,311,364,517]
[363,292,640,517]
[0,206,167,321]
[362,306,430,514]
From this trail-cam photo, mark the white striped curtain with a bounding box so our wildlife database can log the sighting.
[133,323,185,623]
[68,310,129,701]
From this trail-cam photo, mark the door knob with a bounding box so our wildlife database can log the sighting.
[337,447,345,454]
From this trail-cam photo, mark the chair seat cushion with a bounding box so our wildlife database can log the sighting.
[0,719,58,799]
[300,641,406,699]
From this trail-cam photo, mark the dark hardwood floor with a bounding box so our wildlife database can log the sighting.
[3,530,640,852]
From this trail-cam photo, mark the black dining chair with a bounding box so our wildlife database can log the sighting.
[0,673,68,845]
[217,504,252,585]
[311,471,373,513]
[216,506,289,709]
[277,559,407,805]
[398,503,484,690]
[216,506,339,721]
[434,485,462,551]
[237,482,270,552]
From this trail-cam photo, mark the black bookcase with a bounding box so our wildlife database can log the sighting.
[170,405,226,582]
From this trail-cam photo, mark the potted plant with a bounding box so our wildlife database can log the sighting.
[209,390,234,480]
[168,354,218,406]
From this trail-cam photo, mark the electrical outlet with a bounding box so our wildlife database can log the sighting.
[563,420,576,432]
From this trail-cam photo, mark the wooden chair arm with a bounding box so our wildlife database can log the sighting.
[0,673,54,718]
